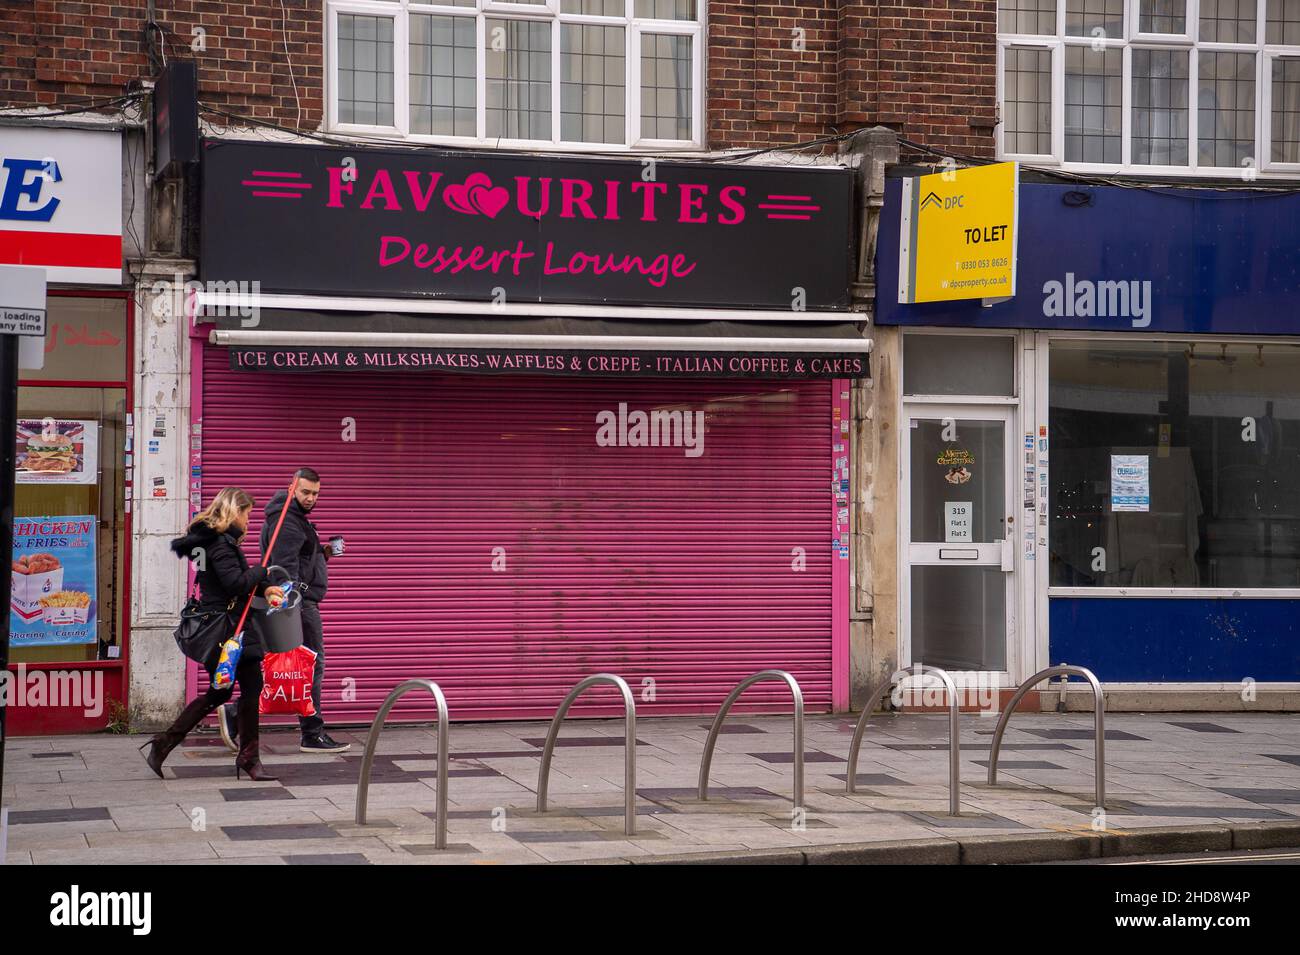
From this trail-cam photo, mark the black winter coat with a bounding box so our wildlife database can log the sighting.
[171,520,270,657]
[260,490,329,603]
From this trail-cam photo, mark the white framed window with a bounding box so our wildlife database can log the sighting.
[325,0,704,150]
[997,0,1300,175]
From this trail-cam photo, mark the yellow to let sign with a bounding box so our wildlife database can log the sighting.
[898,161,1018,304]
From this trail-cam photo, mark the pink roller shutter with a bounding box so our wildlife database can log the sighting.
[195,345,834,723]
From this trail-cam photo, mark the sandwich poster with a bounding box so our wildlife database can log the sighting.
[11,515,98,646]
[15,418,98,484]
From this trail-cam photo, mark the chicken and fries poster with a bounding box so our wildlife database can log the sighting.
[11,515,98,646]
[15,418,98,485]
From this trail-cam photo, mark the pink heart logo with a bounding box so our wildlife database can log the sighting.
[443,172,510,219]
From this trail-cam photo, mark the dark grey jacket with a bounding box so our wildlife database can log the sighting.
[260,490,328,603]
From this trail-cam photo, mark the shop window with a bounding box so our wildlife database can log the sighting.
[12,296,129,665]
[997,0,1300,175]
[327,0,703,149]
[1049,340,1300,588]
[904,334,1016,396]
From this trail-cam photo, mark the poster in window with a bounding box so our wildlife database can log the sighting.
[1110,454,1150,513]
[10,515,98,646]
[15,418,98,484]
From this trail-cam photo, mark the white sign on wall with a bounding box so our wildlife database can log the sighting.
[0,128,122,284]
[945,501,973,542]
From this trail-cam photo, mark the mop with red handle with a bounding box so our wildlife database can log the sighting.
[211,477,300,691]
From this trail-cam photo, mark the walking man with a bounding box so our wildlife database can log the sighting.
[218,467,349,753]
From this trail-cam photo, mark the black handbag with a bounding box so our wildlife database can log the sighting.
[173,585,237,670]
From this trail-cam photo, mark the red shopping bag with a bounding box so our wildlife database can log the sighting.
[260,645,318,716]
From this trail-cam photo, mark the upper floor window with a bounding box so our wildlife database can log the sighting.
[997,0,1300,176]
[327,1,703,149]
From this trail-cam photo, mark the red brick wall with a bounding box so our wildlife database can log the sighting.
[708,1,997,158]
[1,1,995,157]
[0,0,322,128]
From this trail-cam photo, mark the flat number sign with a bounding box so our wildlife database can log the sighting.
[945,501,972,543]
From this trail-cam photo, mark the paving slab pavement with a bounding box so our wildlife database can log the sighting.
[2,711,1298,864]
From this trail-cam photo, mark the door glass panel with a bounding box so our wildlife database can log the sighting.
[911,566,1008,671]
[910,418,1006,543]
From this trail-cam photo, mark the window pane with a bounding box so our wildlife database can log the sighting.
[904,335,1016,396]
[1266,0,1300,44]
[1050,341,1300,589]
[410,15,476,137]
[1199,0,1258,42]
[24,298,128,383]
[563,0,626,14]
[1132,48,1190,165]
[338,14,395,126]
[1065,0,1124,37]
[998,0,1057,33]
[1273,58,1300,163]
[911,566,1007,671]
[910,419,1007,544]
[639,33,692,140]
[636,0,697,19]
[1064,45,1122,163]
[1003,46,1052,155]
[1139,0,1187,32]
[486,18,553,141]
[561,23,625,143]
[13,387,128,665]
[1197,51,1255,168]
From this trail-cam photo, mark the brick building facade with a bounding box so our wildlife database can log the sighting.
[2,1,996,157]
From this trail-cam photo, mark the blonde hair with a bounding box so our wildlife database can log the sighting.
[193,487,255,537]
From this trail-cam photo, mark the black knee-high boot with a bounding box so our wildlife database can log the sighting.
[140,690,228,778]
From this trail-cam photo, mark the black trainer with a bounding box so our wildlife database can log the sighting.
[217,702,239,753]
[300,733,351,754]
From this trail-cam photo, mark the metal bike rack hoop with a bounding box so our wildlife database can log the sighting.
[846,664,961,816]
[536,674,637,836]
[988,665,1106,809]
[698,669,804,810]
[356,679,450,849]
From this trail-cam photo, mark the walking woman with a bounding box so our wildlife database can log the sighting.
[140,487,284,781]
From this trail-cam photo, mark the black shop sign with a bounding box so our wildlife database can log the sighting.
[200,139,854,311]
[228,346,867,380]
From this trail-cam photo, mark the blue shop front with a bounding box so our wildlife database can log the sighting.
[874,168,1300,703]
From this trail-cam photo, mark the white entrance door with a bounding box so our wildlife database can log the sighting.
[902,406,1016,684]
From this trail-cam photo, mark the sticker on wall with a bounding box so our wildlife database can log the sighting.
[1110,454,1150,512]
[938,447,974,485]
[944,501,973,543]
[152,415,167,438]
[147,439,160,455]
[152,475,167,498]
[1158,422,1171,459]
[15,418,99,485]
